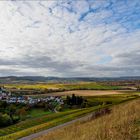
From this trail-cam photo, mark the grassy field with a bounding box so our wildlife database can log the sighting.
[85,94,136,105]
[27,90,140,98]
[133,120,140,139]
[3,82,120,90]
[4,83,60,90]
[0,94,138,140]
[35,98,140,140]
[28,109,52,118]
[58,82,120,90]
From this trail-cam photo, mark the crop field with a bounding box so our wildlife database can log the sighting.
[3,82,121,90]
[85,94,136,105]
[27,90,137,97]
[58,82,120,90]
[0,94,138,140]
[3,83,60,90]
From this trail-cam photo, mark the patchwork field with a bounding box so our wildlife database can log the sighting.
[0,81,139,140]
[3,82,120,90]
[27,90,134,97]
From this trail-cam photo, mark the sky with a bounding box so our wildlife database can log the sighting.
[0,0,140,77]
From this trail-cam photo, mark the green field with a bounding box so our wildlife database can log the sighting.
[28,109,52,118]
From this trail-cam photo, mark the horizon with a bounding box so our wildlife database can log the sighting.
[0,0,140,77]
[0,75,140,78]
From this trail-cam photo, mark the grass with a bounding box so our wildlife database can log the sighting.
[28,109,52,118]
[0,109,81,137]
[133,120,140,139]
[0,92,137,140]
[0,106,109,140]
[57,82,120,90]
[85,94,136,105]
[35,98,140,140]
[4,83,60,90]
[4,82,120,90]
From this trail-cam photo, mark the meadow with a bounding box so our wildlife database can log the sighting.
[35,98,140,140]
[28,109,52,118]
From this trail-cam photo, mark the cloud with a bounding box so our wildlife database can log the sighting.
[0,0,139,77]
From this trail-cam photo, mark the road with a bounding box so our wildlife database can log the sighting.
[19,113,93,140]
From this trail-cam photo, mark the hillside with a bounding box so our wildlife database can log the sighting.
[0,76,140,84]
[35,99,140,140]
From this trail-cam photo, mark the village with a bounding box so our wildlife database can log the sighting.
[0,87,64,105]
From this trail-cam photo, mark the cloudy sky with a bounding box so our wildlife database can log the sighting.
[0,0,140,77]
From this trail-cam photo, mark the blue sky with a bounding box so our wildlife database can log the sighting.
[0,0,140,77]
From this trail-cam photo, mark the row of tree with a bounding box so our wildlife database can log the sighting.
[0,101,28,127]
[66,94,86,107]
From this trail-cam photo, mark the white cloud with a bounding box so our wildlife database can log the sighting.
[0,0,139,77]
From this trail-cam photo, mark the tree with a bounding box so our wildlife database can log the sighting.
[0,101,8,110]
[8,104,16,123]
[17,107,27,120]
[66,96,71,105]
[66,94,84,107]
[71,94,76,105]
[0,113,12,127]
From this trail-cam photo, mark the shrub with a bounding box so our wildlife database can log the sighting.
[0,113,12,127]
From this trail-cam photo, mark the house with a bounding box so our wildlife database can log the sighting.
[0,88,64,106]
[8,97,17,103]
[0,87,11,101]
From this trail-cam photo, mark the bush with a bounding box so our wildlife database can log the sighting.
[0,113,12,127]
[105,101,112,105]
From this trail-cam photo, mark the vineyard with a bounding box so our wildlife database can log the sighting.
[0,106,107,140]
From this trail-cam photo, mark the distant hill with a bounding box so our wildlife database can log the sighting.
[0,76,140,84]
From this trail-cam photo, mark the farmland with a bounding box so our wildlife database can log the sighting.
[3,82,121,91]
[27,90,137,97]
[0,92,139,140]
[1,82,133,97]
[0,81,139,140]
[3,81,139,97]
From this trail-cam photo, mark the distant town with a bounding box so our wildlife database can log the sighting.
[0,86,64,105]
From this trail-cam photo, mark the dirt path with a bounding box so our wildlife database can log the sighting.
[18,113,93,140]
